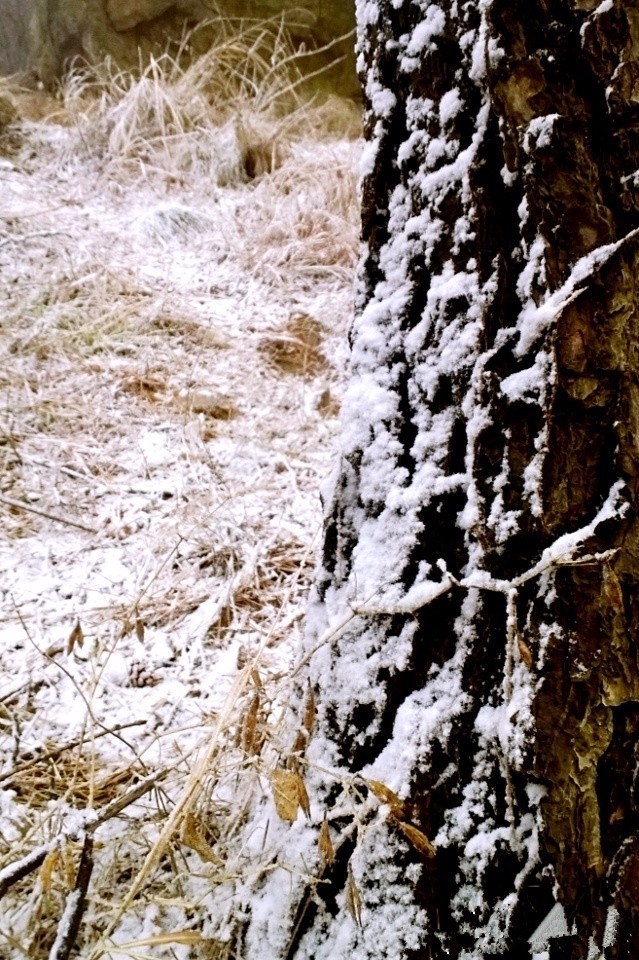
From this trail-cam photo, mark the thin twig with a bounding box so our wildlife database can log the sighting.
[0,494,97,534]
[12,602,147,769]
[49,835,94,960]
[0,230,70,249]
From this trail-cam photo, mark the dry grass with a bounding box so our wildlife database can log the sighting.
[258,312,328,377]
[232,144,360,289]
[60,17,361,188]
[0,14,360,958]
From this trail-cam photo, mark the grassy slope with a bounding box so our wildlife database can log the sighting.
[0,40,360,959]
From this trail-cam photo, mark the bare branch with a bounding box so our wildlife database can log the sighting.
[48,835,94,960]
[0,494,97,535]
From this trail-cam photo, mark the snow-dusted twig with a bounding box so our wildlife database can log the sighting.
[0,843,55,901]
[0,494,97,535]
[0,229,70,249]
[354,480,626,618]
[48,835,94,960]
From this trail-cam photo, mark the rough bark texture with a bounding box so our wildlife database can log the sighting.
[270,1,639,958]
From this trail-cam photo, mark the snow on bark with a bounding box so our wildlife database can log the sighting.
[222,1,639,958]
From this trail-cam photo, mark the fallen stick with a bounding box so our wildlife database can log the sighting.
[0,494,97,534]
[49,835,94,960]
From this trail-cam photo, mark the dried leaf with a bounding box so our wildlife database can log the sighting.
[345,864,363,928]
[517,636,533,669]
[251,668,263,690]
[116,931,204,948]
[395,820,436,859]
[366,779,406,819]
[318,816,334,866]
[40,848,60,894]
[135,618,145,643]
[270,768,300,822]
[302,685,316,736]
[66,620,84,655]
[296,771,311,819]
[180,811,219,864]
[241,693,261,755]
[61,839,76,891]
[292,730,306,754]
[603,566,624,611]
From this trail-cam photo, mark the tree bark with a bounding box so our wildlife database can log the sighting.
[279,1,639,958]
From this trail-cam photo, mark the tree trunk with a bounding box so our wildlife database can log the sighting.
[312,0,639,955]
[236,2,639,958]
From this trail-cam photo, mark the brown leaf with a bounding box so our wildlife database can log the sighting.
[270,768,301,822]
[66,620,84,655]
[296,771,311,820]
[345,864,363,928]
[180,811,219,864]
[40,848,59,894]
[395,820,436,859]
[135,618,145,643]
[318,816,334,866]
[241,693,261,755]
[302,685,316,736]
[251,668,263,690]
[517,636,533,669]
[366,779,406,819]
[61,839,76,891]
[116,931,204,948]
[292,730,306,754]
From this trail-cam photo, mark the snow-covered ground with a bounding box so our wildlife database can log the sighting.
[0,78,359,957]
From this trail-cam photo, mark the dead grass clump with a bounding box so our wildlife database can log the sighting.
[118,368,167,401]
[139,203,216,242]
[56,14,361,188]
[259,312,328,377]
[60,16,318,185]
[286,94,363,141]
[235,113,289,181]
[150,312,229,349]
[0,77,71,124]
[175,387,238,420]
[235,144,360,286]
[5,748,137,809]
[0,91,18,129]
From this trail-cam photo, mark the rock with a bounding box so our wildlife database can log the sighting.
[28,0,358,98]
[105,0,176,31]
